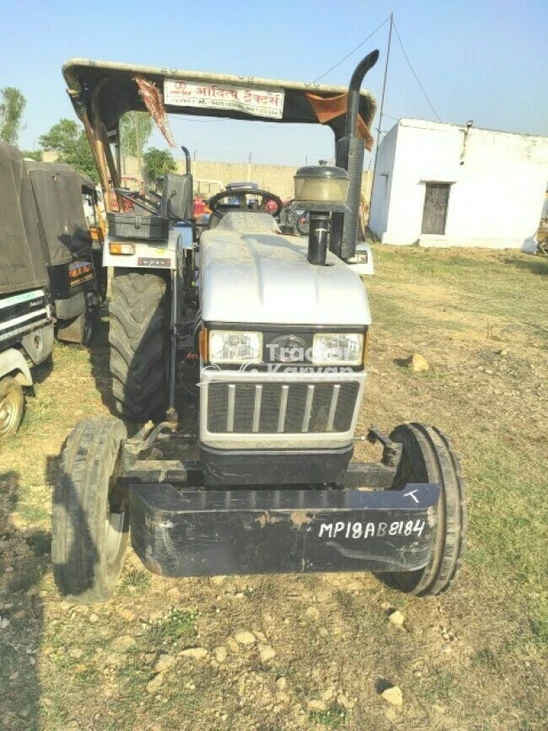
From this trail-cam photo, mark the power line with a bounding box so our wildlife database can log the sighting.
[392,21,442,122]
[313,17,390,83]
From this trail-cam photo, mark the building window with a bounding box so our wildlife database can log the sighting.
[421,182,451,235]
[381,172,389,198]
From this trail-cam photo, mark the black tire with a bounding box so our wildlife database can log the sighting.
[52,416,128,602]
[379,423,467,596]
[82,307,99,347]
[296,213,310,236]
[109,271,169,422]
[0,377,24,439]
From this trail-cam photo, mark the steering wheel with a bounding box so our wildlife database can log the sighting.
[207,188,284,221]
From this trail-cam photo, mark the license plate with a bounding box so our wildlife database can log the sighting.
[317,518,426,540]
[137,257,172,268]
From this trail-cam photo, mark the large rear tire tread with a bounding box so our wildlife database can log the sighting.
[52,416,128,603]
[383,422,467,597]
[109,272,168,423]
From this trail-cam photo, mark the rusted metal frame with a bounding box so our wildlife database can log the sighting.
[367,424,403,470]
[121,457,396,490]
[120,420,178,473]
[115,121,122,179]
[89,77,122,211]
[65,81,109,198]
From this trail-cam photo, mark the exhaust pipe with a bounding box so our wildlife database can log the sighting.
[307,212,330,266]
[330,49,379,260]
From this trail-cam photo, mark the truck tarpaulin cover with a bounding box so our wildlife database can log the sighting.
[25,161,93,267]
[0,143,49,296]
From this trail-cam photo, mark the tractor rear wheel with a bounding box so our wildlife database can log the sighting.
[52,416,128,602]
[109,271,169,422]
[380,422,467,596]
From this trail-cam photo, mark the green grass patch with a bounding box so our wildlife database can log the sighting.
[148,609,197,646]
[121,568,151,589]
[418,669,457,704]
[309,707,346,728]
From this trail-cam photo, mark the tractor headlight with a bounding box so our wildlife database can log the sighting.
[209,330,263,364]
[312,333,364,366]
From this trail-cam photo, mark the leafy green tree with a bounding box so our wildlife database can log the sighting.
[21,149,43,161]
[39,119,98,181]
[0,87,26,145]
[120,112,154,161]
[143,148,177,182]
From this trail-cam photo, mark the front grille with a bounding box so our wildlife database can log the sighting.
[207,381,360,434]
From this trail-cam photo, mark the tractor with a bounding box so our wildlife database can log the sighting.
[52,51,466,602]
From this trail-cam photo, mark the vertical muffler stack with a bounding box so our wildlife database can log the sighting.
[330,49,379,260]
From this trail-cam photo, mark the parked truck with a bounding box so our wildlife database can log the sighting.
[26,161,100,344]
[0,144,55,438]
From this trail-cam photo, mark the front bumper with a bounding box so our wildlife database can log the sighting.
[129,482,438,577]
[199,443,354,485]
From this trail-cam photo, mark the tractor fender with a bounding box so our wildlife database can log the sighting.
[0,349,33,386]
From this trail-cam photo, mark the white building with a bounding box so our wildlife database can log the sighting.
[369,119,548,249]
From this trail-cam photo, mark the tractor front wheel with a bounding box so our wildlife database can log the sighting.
[379,422,467,596]
[52,416,129,602]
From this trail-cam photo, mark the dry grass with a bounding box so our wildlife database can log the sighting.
[0,246,547,730]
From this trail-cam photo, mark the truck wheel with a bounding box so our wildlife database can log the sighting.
[0,377,24,439]
[52,416,129,602]
[109,272,169,422]
[380,423,467,596]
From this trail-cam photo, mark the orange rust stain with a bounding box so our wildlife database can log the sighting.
[257,512,283,528]
[290,511,312,527]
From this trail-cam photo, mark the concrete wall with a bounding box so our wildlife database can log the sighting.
[122,156,372,202]
[369,119,548,249]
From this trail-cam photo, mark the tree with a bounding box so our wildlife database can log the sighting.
[21,149,43,162]
[39,119,98,181]
[0,87,26,145]
[143,148,177,182]
[120,112,154,169]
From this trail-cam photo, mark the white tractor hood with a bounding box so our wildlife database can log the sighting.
[199,224,371,327]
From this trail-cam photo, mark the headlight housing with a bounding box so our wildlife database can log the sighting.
[209,330,263,364]
[312,333,364,365]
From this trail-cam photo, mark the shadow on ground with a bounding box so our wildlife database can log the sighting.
[0,471,47,729]
[88,306,118,417]
[505,256,548,276]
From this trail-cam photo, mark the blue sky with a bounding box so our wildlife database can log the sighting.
[1,0,546,167]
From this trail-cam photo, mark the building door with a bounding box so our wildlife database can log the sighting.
[421,183,450,235]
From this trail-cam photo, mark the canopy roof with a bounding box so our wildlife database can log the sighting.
[63,59,377,142]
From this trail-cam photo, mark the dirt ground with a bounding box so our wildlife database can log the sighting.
[1,246,547,730]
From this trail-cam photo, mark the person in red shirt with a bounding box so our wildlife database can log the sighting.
[193,196,206,217]
[265,199,279,215]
